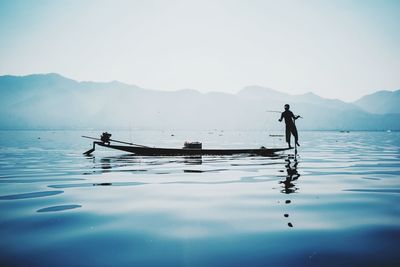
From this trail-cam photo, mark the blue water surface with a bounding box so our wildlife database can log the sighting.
[0,130,399,267]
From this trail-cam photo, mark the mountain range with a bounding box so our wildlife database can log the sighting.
[1,73,399,130]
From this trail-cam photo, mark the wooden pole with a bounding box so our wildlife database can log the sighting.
[81,136,149,147]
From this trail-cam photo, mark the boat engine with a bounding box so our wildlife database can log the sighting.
[100,132,112,145]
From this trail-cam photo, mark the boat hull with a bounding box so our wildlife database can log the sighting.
[96,142,291,156]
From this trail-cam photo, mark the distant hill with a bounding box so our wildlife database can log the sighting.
[0,73,399,130]
[354,90,400,114]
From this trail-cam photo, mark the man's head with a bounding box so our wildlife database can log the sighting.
[284,104,290,110]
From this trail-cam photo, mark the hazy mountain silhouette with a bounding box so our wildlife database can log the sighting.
[1,73,399,130]
[354,90,400,114]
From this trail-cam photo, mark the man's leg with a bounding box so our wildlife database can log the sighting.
[292,126,300,146]
[286,126,291,148]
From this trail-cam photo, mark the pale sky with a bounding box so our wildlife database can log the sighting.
[0,0,399,101]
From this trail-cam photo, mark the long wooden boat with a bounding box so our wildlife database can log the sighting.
[95,142,291,156]
[82,136,291,156]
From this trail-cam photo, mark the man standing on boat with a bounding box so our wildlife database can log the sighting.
[279,104,300,148]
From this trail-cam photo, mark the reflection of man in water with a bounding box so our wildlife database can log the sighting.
[279,104,300,148]
[280,158,300,194]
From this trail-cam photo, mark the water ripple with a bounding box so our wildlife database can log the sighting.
[343,189,400,194]
[37,204,82,213]
[0,190,64,200]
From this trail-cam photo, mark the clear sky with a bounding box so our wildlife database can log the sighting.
[0,0,399,101]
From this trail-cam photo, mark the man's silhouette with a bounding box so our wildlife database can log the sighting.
[279,104,300,148]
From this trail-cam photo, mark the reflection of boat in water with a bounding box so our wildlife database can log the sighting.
[183,156,203,165]
[82,134,291,156]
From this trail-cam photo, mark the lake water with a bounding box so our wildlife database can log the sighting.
[0,130,399,267]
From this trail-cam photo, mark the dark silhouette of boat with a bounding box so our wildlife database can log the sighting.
[82,134,291,156]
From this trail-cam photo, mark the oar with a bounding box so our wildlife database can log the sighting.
[83,139,97,155]
[81,136,150,147]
